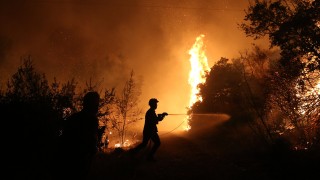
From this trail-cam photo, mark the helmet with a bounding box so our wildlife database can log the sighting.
[148,98,159,106]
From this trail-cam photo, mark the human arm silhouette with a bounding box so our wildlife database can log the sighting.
[157,112,168,120]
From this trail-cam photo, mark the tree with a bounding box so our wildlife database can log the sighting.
[96,88,115,150]
[191,47,277,145]
[240,0,320,149]
[241,0,319,72]
[191,57,243,116]
[0,56,78,179]
[265,58,320,148]
[1,56,121,178]
[109,70,143,147]
[81,79,116,150]
[235,47,274,144]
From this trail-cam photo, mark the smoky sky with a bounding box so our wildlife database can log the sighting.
[0,0,266,130]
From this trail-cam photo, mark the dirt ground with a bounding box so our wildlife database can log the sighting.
[89,115,319,180]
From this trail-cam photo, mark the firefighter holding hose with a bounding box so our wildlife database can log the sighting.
[130,98,168,162]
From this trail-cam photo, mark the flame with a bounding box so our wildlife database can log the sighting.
[185,34,211,130]
[114,139,131,148]
[295,57,320,116]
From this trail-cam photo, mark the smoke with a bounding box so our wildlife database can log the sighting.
[0,0,266,131]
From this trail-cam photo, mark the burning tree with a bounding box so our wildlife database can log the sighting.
[109,70,143,147]
[191,47,275,144]
[265,59,320,149]
[236,47,282,145]
[240,0,320,149]
[186,34,211,130]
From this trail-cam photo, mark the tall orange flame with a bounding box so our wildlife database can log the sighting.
[185,34,211,131]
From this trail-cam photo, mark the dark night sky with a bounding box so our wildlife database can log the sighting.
[0,0,267,131]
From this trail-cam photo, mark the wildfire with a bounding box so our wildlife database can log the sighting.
[185,34,211,130]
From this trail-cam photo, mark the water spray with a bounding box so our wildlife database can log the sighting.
[167,113,188,116]
[167,113,218,116]
[159,113,222,136]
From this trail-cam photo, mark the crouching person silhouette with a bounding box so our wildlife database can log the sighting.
[58,91,100,180]
[131,98,168,162]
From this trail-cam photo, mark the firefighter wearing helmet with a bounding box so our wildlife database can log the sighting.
[130,98,168,161]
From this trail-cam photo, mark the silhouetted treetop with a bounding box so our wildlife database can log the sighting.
[241,0,320,73]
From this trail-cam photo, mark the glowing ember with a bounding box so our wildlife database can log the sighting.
[114,139,131,148]
[185,34,211,130]
[114,143,121,148]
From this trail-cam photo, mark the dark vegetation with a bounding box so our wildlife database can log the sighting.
[1,0,319,179]
[189,0,320,177]
[192,0,320,150]
[0,57,138,179]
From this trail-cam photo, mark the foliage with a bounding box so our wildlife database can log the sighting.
[191,57,243,116]
[74,77,116,125]
[267,59,320,148]
[2,56,77,138]
[192,42,320,149]
[109,70,143,147]
[64,77,116,149]
[0,56,78,174]
[1,56,119,174]
[191,47,277,144]
[235,47,275,144]
[240,0,320,149]
[241,0,319,73]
